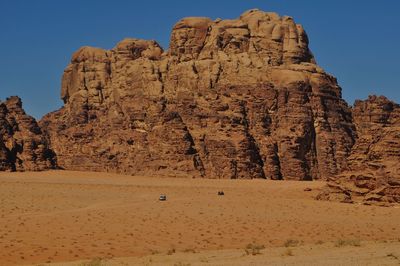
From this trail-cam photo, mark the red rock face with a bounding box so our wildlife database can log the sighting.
[0,97,56,171]
[317,96,400,205]
[40,9,356,179]
[350,96,400,172]
[1,9,399,205]
[1,9,398,204]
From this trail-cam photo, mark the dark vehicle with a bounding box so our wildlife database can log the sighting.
[159,194,167,201]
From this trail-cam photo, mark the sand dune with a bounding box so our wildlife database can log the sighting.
[0,171,399,265]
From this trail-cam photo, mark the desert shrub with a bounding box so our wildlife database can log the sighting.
[182,248,196,253]
[79,258,104,266]
[174,263,191,266]
[244,243,265,255]
[167,248,176,255]
[387,253,399,261]
[150,249,160,255]
[199,257,209,263]
[284,239,300,247]
[283,248,294,256]
[334,239,361,247]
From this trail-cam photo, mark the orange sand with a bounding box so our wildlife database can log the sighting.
[0,171,399,265]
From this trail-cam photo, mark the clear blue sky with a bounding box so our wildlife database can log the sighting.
[1,0,399,119]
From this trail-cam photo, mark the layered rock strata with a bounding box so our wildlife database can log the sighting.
[40,9,356,179]
[2,9,399,205]
[317,96,400,205]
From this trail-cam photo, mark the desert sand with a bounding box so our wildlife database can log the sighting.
[0,171,399,265]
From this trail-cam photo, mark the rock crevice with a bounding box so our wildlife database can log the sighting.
[318,96,400,205]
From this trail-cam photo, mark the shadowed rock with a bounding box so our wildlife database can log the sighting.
[0,96,56,171]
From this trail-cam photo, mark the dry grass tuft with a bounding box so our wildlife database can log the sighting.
[244,243,265,255]
[283,248,294,256]
[79,257,104,266]
[167,248,176,255]
[335,239,361,247]
[182,248,196,253]
[386,253,399,261]
[173,262,191,266]
[284,239,300,247]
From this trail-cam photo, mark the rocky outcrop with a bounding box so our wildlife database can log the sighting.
[1,9,399,206]
[0,97,56,171]
[349,96,400,173]
[40,9,356,179]
[317,173,400,206]
[317,96,400,205]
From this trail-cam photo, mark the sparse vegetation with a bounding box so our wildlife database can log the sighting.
[387,253,399,261]
[183,248,196,253]
[334,239,361,247]
[79,257,104,266]
[150,249,160,255]
[167,248,176,255]
[283,248,294,256]
[142,258,153,266]
[315,240,324,245]
[199,257,209,263]
[284,239,300,247]
[244,243,265,255]
[173,262,191,266]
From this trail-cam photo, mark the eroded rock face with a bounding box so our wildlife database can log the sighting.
[40,9,356,179]
[0,97,56,171]
[317,96,400,205]
[2,9,397,204]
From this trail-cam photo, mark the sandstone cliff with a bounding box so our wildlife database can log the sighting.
[317,96,400,205]
[1,9,399,204]
[40,9,356,180]
[0,96,56,171]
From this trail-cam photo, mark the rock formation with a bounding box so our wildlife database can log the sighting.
[1,9,398,206]
[40,9,356,180]
[0,96,56,171]
[317,96,400,205]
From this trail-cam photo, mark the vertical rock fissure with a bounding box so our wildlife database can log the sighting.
[179,113,206,177]
[310,113,319,180]
[239,101,266,179]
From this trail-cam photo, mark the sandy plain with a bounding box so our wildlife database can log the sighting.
[0,171,399,265]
